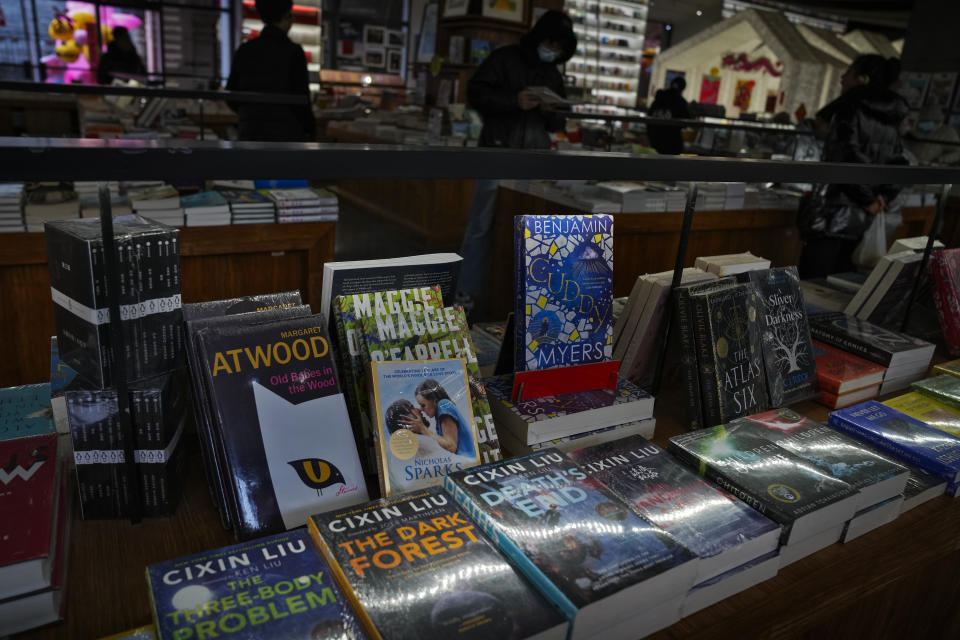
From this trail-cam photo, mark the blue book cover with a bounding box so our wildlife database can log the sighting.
[567,436,779,576]
[49,336,78,396]
[146,529,367,640]
[514,215,614,371]
[444,449,697,639]
[0,384,55,442]
[829,401,960,483]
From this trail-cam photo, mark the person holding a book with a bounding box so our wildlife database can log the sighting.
[226,0,315,141]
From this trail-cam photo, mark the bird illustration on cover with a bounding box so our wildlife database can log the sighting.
[288,458,346,496]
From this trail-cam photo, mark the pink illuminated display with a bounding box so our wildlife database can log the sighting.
[41,2,142,83]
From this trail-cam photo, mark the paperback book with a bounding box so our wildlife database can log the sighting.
[308,486,567,640]
[884,391,960,439]
[910,375,960,412]
[808,313,935,370]
[812,340,886,395]
[514,215,614,371]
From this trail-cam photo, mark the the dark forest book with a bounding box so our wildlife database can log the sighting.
[747,267,817,406]
[308,486,567,640]
[567,435,780,583]
[731,408,908,509]
[514,215,614,372]
[196,313,368,539]
[668,425,860,545]
[444,449,698,640]
[146,528,367,640]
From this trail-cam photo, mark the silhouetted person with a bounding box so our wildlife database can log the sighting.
[97,26,145,85]
[647,77,691,155]
[227,0,315,141]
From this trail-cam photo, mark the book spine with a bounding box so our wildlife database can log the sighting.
[675,288,704,430]
[307,519,384,640]
[828,414,958,483]
[333,307,369,472]
[442,475,578,622]
[809,323,892,366]
[513,217,527,371]
[692,294,722,428]
[931,257,960,357]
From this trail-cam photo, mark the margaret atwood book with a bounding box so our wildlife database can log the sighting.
[308,486,567,640]
[147,529,367,640]
[196,313,368,539]
[444,450,698,640]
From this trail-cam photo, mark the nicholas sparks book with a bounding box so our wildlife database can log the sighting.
[146,529,367,640]
[514,215,614,371]
[308,486,567,640]
[369,359,480,496]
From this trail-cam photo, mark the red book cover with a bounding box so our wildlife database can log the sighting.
[817,386,881,410]
[931,249,960,357]
[0,432,59,568]
[813,340,887,395]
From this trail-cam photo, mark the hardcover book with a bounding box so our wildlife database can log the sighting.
[196,313,368,539]
[362,304,502,463]
[369,358,480,496]
[308,486,567,640]
[146,529,367,640]
[514,215,614,372]
[808,313,935,369]
[444,449,699,640]
[668,425,860,545]
[731,408,908,508]
[747,267,817,405]
[567,435,780,583]
[813,340,886,395]
[829,401,960,483]
[910,375,960,412]
[884,391,960,439]
[484,374,654,445]
[693,284,769,427]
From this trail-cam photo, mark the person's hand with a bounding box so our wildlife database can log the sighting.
[402,410,428,434]
[866,195,886,215]
[518,89,541,111]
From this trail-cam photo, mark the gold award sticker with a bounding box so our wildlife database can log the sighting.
[390,429,419,460]
[767,483,801,503]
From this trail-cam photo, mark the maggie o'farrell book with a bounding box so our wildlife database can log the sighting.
[308,486,567,640]
[514,215,613,371]
[146,529,367,640]
[197,314,368,539]
[444,449,698,640]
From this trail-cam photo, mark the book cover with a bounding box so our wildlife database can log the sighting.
[0,430,58,572]
[911,375,960,412]
[444,450,696,637]
[808,313,934,368]
[933,359,960,379]
[146,529,367,640]
[0,384,56,442]
[567,436,779,577]
[731,408,907,505]
[748,267,818,405]
[931,250,960,356]
[862,252,923,330]
[813,340,886,394]
[697,284,769,427]
[668,425,859,544]
[884,392,960,439]
[308,486,566,640]
[362,304,502,463]
[902,466,947,512]
[829,401,960,483]
[514,215,614,371]
[369,359,480,496]
[196,314,368,539]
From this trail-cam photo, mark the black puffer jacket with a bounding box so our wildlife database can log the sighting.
[467,11,576,149]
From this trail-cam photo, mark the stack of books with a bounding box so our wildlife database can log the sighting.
[25,186,79,232]
[73,180,119,201]
[799,279,854,313]
[694,251,771,276]
[180,191,231,227]
[217,188,276,224]
[266,187,339,223]
[129,184,183,227]
[0,183,25,232]
[844,249,925,330]
[79,195,132,218]
[0,385,70,637]
[812,340,886,409]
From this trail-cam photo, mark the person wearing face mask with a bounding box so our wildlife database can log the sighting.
[797,55,909,278]
[455,10,576,315]
[906,103,960,166]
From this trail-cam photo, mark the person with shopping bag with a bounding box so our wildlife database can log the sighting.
[798,55,909,278]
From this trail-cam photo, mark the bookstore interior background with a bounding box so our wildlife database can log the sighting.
[5,0,960,639]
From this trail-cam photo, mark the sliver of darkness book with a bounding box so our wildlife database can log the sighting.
[747,267,817,405]
[514,215,614,372]
[308,486,567,640]
[362,304,502,463]
[731,408,907,509]
[146,528,367,640]
[197,313,368,539]
[668,425,860,545]
[567,435,780,584]
[444,449,698,640]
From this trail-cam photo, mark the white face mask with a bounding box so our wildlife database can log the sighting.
[538,44,559,63]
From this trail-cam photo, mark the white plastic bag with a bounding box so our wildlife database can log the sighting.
[852,211,887,269]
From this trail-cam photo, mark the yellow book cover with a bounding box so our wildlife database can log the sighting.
[933,359,960,379]
[884,392,960,438]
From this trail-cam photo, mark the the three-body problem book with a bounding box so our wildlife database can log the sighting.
[196,313,368,539]
[308,486,567,640]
